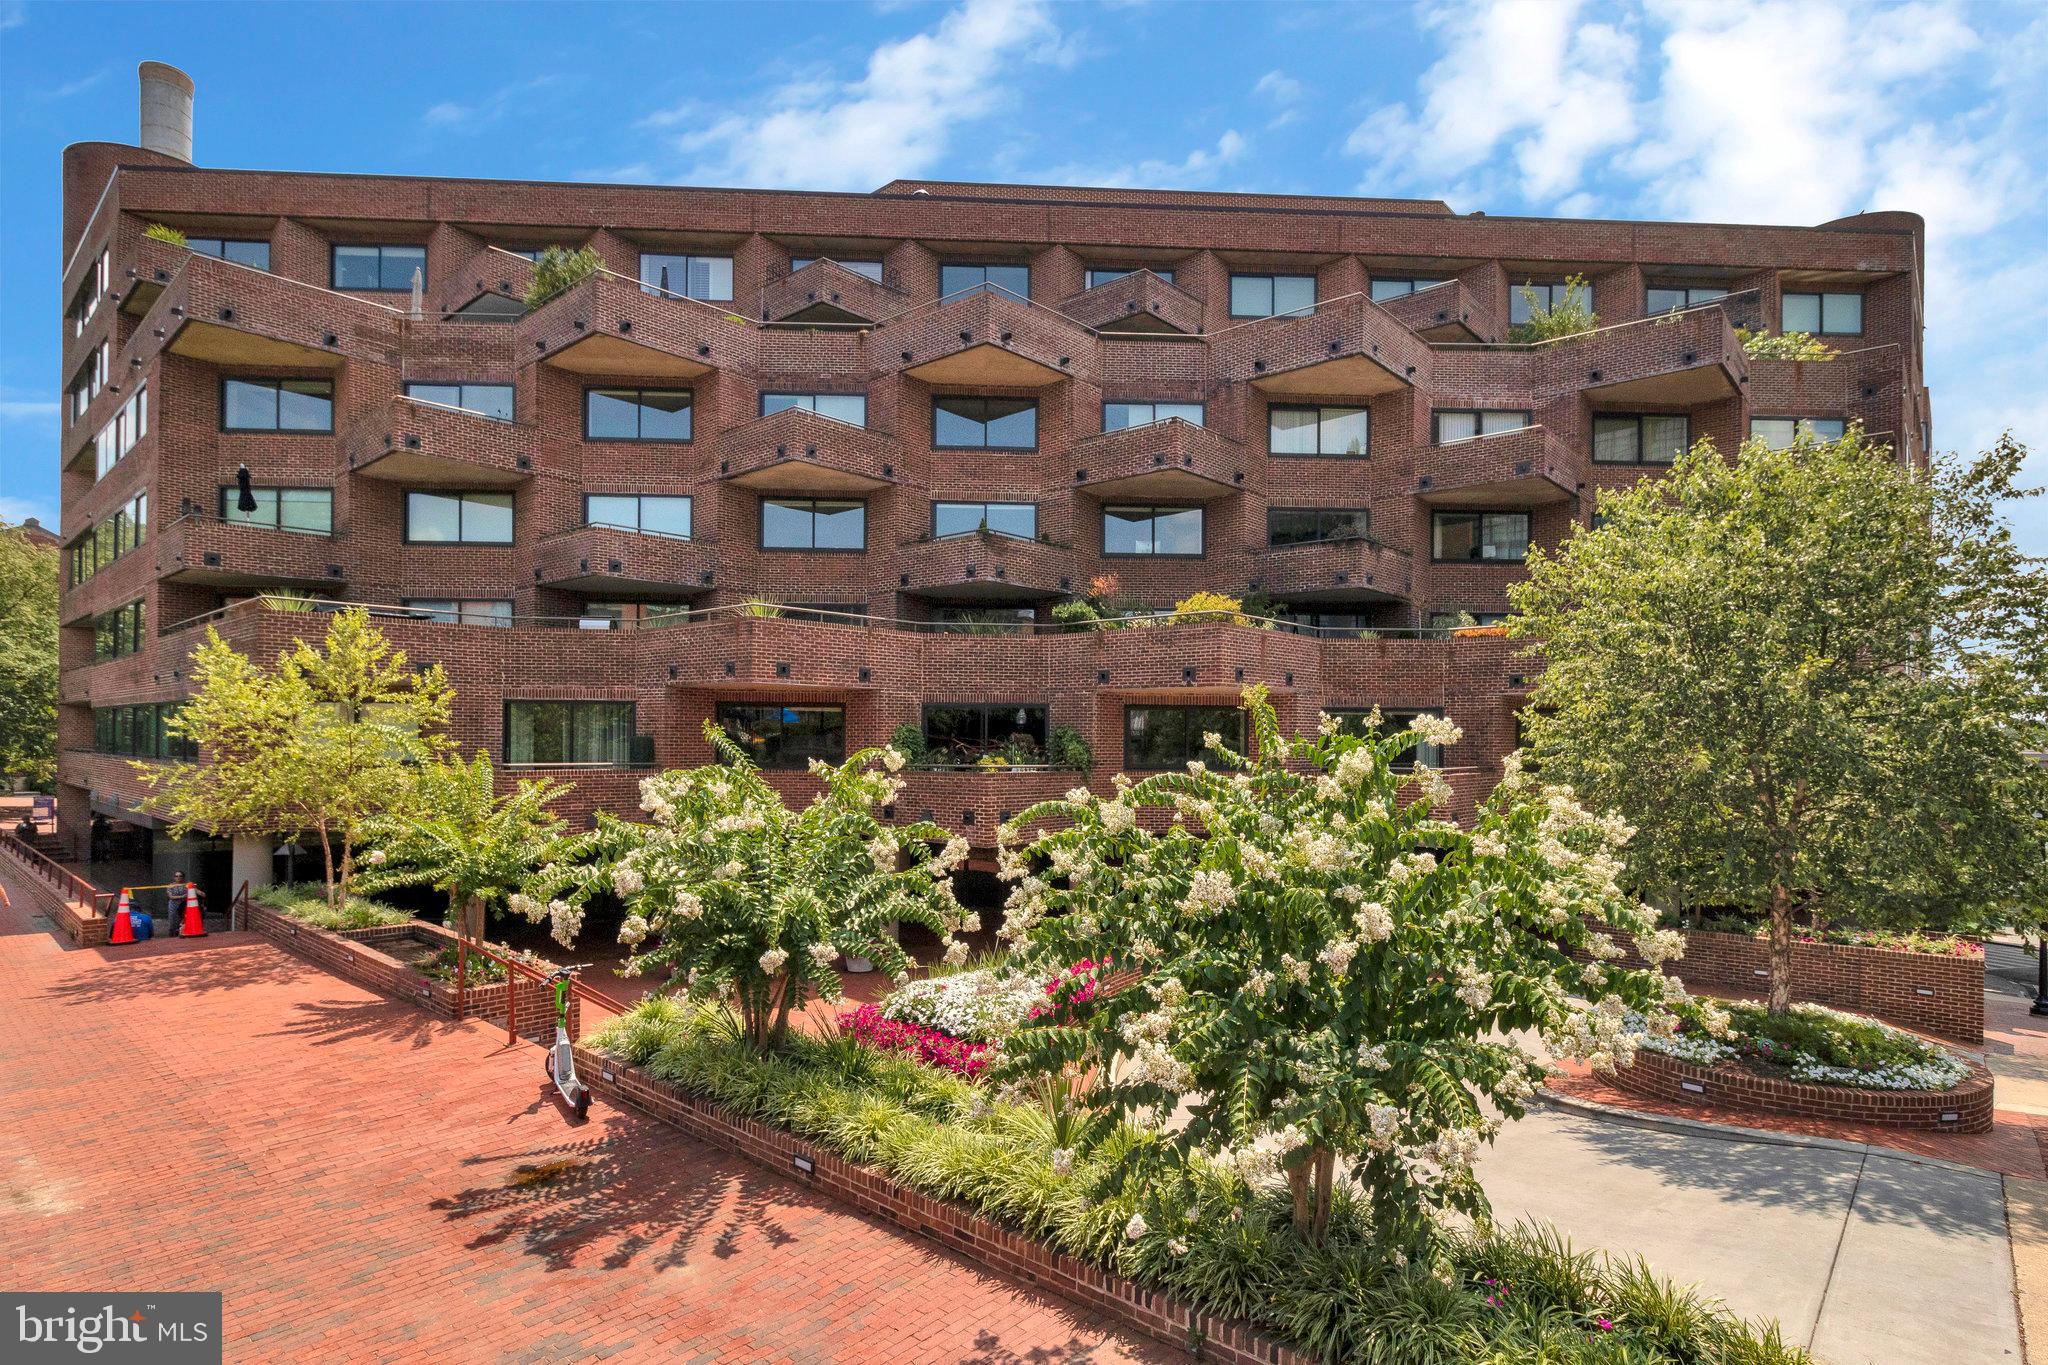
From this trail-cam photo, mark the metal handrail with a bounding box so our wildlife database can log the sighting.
[1429,288,1764,353]
[160,506,337,540]
[159,592,1475,642]
[0,832,114,915]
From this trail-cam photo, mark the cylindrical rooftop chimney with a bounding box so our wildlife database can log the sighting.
[138,61,194,163]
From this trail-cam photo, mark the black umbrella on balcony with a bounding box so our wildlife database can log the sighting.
[235,463,257,514]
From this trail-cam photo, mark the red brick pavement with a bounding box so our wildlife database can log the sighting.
[0,869,1178,1364]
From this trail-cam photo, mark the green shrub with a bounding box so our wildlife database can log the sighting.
[523,245,603,309]
[1737,328,1838,361]
[143,222,187,246]
[1508,273,1596,342]
[253,882,412,930]
[1047,724,1092,773]
[585,998,1806,1364]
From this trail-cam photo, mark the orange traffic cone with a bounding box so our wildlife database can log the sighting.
[108,888,137,945]
[179,882,206,937]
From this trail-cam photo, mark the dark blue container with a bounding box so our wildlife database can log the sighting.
[131,911,154,941]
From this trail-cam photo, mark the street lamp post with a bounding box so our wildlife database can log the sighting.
[2033,923,2048,1017]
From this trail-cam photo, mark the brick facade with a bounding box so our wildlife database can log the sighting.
[53,144,1930,859]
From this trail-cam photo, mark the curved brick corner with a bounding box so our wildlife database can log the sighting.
[1605,1045,1993,1133]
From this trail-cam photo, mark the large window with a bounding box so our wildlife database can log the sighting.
[585,387,692,441]
[332,244,425,291]
[90,386,148,479]
[404,381,513,423]
[582,602,691,629]
[792,257,883,282]
[223,377,333,433]
[187,238,270,270]
[1750,416,1847,449]
[1104,505,1202,557]
[585,494,692,538]
[1646,284,1726,314]
[1426,610,1508,631]
[405,599,514,627]
[220,486,332,534]
[1370,277,1449,301]
[1269,404,1369,457]
[505,701,636,766]
[940,262,1029,300]
[762,497,865,550]
[1125,705,1245,770]
[93,703,197,761]
[69,492,148,587]
[1086,266,1174,288]
[92,600,145,662]
[923,703,1050,765]
[762,392,868,426]
[1431,511,1529,563]
[1592,413,1688,465]
[638,252,733,301]
[1434,409,1530,443]
[933,396,1037,449]
[69,250,108,337]
[1229,272,1315,318]
[716,703,846,769]
[1328,708,1446,770]
[1268,506,1369,547]
[934,501,1036,539]
[1509,279,1592,326]
[404,491,514,544]
[1780,291,1862,336]
[68,343,107,424]
[1103,401,1203,431]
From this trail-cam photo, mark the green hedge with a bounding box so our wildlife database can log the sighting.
[589,999,1804,1365]
[252,883,413,932]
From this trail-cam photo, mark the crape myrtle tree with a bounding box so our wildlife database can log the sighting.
[1509,431,2048,1014]
[141,608,452,909]
[356,753,579,943]
[526,722,975,1053]
[993,685,1687,1252]
[0,522,59,788]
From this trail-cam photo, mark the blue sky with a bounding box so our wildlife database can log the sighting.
[3,0,2044,545]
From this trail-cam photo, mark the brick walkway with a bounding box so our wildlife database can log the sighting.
[0,871,1177,1363]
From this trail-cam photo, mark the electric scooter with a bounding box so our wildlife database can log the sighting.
[542,965,591,1120]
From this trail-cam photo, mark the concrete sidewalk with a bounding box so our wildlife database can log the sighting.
[1481,1105,2023,1364]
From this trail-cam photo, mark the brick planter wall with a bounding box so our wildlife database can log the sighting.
[1595,927,1983,1044]
[0,840,108,947]
[1605,1046,1994,1133]
[241,903,574,1046]
[574,1046,1310,1365]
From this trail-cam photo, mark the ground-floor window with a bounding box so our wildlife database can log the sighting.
[1327,707,1446,769]
[1124,704,1244,770]
[717,703,846,769]
[922,703,1050,765]
[504,700,635,765]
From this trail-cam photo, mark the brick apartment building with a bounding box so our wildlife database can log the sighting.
[54,65,1930,900]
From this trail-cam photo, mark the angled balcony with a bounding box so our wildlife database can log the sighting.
[1414,424,1579,508]
[153,513,346,591]
[1251,535,1415,604]
[533,524,718,597]
[1212,293,1432,397]
[516,271,753,381]
[1549,305,1749,407]
[872,290,1095,388]
[1086,621,1320,697]
[1377,279,1499,343]
[716,405,899,495]
[659,615,881,693]
[112,233,189,324]
[436,245,535,320]
[897,530,1072,602]
[1057,271,1204,336]
[341,394,533,488]
[759,259,907,326]
[133,249,401,371]
[1069,419,1244,502]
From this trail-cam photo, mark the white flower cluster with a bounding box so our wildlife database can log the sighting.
[758,947,789,974]
[1547,994,1647,1072]
[1637,1029,1734,1066]
[611,864,644,899]
[881,968,1043,1043]
[1788,1055,1968,1091]
[1182,868,1237,914]
[1211,1124,1307,1184]
[547,899,584,948]
[808,942,840,965]
[1408,713,1464,750]
[365,848,388,866]
[1453,963,1493,1010]
[508,892,545,924]
[1633,928,1686,966]
[1385,851,1436,886]
[671,889,704,922]
[618,914,651,946]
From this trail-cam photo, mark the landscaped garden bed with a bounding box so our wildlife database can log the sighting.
[581,998,1810,1365]
[1615,1000,1992,1132]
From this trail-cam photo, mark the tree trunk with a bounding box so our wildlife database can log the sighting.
[463,892,485,945]
[317,824,337,910]
[1767,883,1795,1015]
[1311,1146,1336,1243]
[1286,1156,1313,1238]
[446,887,461,933]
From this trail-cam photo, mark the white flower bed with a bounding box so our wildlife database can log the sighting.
[1638,1030,1735,1067]
[881,968,1043,1044]
[1629,1002,1969,1092]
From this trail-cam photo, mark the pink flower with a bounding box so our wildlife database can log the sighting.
[1597,1317,1613,1332]
[838,1004,992,1079]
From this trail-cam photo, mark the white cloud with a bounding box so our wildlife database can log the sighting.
[1039,130,1249,191]
[1349,0,1638,205]
[0,399,58,421]
[1254,69,1302,104]
[0,495,58,529]
[420,76,567,133]
[645,0,1061,191]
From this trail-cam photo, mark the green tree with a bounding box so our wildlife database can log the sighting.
[523,245,603,308]
[356,752,576,943]
[995,686,1683,1252]
[1509,431,2048,1013]
[0,523,59,787]
[1507,272,1596,342]
[529,725,971,1053]
[140,608,453,908]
